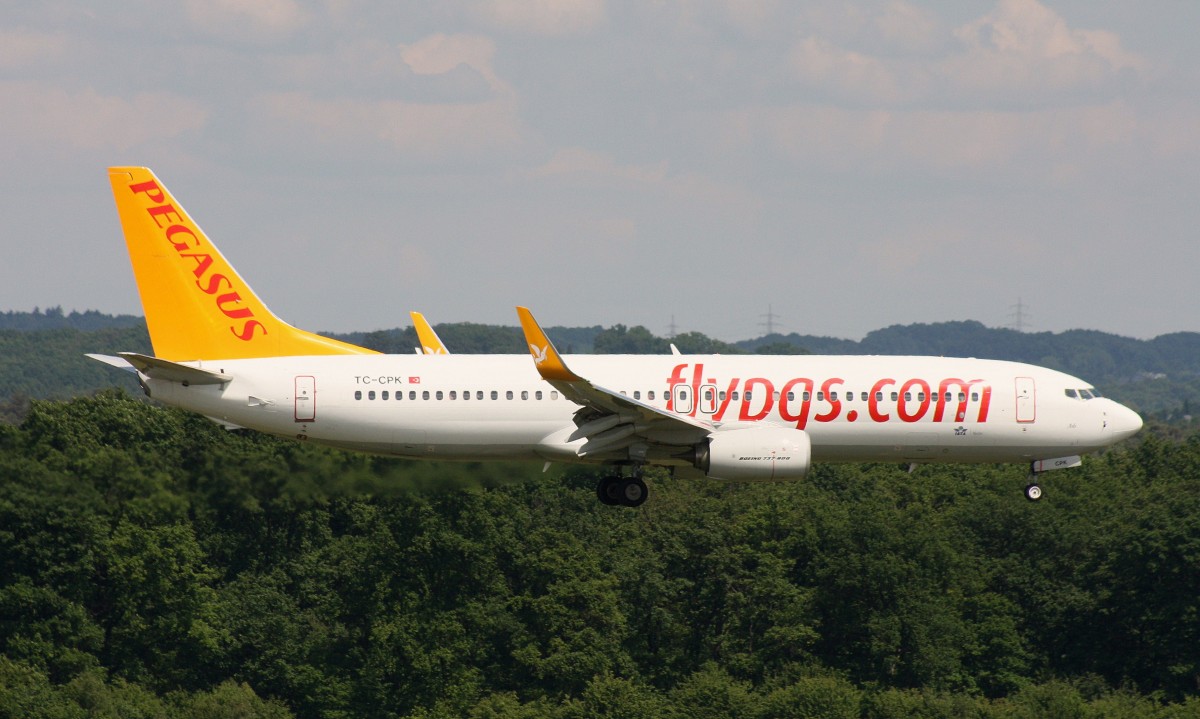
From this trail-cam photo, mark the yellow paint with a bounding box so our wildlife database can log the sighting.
[108,167,377,361]
[516,306,580,382]
[411,311,449,354]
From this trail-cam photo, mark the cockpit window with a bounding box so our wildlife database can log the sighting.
[1065,389,1078,399]
[1066,387,1102,400]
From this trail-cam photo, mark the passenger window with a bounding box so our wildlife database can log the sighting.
[463,391,470,400]
[971,392,979,402]
[648,391,656,400]
[904,392,911,402]
[862,392,868,402]
[828,392,836,401]
[551,391,559,400]
[917,392,926,402]
[436,391,444,400]
[718,391,726,401]
[382,391,389,400]
[368,391,376,400]
[355,390,362,400]
[891,392,898,401]
[536,391,543,400]
[449,391,457,400]
[958,393,966,402]
[521,391,529,400]
[477,391,484,400]
[787,392,795,401]
[803,392,811,401]
[409,391,416,400]
[634,391,641,400]
[491,391,498,400]
[817,392,824,401]
[875,392,883,401]
[680,390,688,400]
[423,391,430,400]
[773,391,780,401]
[506,391,514,400]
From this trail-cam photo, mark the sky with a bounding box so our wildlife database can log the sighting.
[1,1,1197,342]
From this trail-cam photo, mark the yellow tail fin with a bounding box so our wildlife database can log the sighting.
[109,167,377,361]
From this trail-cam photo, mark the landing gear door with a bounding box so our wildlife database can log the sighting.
[295,375,316,422]
[1015,377,1036,423]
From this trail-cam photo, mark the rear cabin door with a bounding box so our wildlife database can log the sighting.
[295,376,316,422]
[1015,377,1036,423]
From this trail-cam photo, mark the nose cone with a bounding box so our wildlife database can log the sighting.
[1108,401,1144,442]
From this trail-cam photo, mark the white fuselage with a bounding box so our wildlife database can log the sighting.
[145,353,1143,470]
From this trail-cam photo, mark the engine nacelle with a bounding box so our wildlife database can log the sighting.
[694,426,812,481]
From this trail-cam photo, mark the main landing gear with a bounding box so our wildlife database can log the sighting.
[597,471,648,508]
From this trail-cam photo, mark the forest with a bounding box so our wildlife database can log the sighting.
[1,311,1199,717]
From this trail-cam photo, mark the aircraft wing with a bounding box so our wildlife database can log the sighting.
[517,307,712,457]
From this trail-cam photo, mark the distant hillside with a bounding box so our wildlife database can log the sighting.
[0,306,144,331]
[3,311,1197,421]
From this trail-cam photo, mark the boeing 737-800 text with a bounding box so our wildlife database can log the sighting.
[91,167,1143,507]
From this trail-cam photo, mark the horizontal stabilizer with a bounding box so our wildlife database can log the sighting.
[85,353,138,373]
[117,352,232,385]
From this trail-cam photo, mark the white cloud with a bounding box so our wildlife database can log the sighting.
[183,0,307,43]
[474,0,606,36]
[947,0,1148,95]
[399,33,509,94]
[0,28,68,68]
[0,81,208,156]
[249,91,521,160]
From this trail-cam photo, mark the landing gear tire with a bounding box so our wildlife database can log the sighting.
[619,477,648,508]
[597,476,623,506]
[1024,483,1043,502]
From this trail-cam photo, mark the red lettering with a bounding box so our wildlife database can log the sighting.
[933,379,982,422]
[146,203,182,228]
[128,180,165,204]
[977,385,992,422]
[739,377,775,421]
[778,378,814,429]
[216,292,253,319]
[711,378,740,420]
[869,378,895,422]
[165,225,198,251]
[180,253,214,279]
[814,378,843,422]
[231,320,266,341]
[689,363,705,417]
[898,379,931,422]
[666,363,688,412]
[196,272,232,295]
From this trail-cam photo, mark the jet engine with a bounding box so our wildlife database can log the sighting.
[694,426,812,481]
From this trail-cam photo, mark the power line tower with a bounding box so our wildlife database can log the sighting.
[759,304,781,336]
[666,314,678,339]
[1008,298,1032,332]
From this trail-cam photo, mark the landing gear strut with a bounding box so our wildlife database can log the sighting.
[597,472,648,507]
[1024,462,1043,502]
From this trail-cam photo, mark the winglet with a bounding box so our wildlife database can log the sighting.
[516,307,581,382]
[410,311,449,355]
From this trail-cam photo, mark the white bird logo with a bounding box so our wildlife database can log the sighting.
[530,343,549,365]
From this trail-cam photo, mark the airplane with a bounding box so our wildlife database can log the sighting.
[411,311,450,355]
[91,167,1143,507]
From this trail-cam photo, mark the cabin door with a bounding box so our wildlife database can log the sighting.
[295,376,316,422]
[1015,377,1036,423]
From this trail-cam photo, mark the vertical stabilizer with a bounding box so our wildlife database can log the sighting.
[108,167,376,361]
